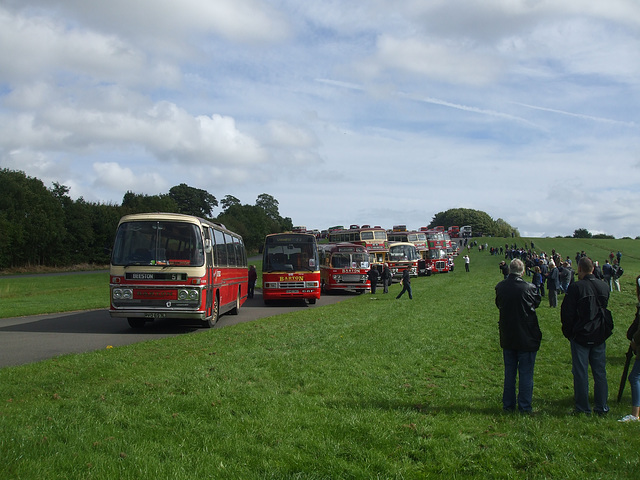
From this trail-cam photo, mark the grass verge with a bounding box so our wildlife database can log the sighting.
[1,238,639,478]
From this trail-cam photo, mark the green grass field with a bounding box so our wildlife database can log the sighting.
[1,237,639,478]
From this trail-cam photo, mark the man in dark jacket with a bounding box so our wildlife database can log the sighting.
[367,266,379,294]
[495,259,542,413]
[395,267,412,299]
[561,256,611,415]
[381,263,392,294]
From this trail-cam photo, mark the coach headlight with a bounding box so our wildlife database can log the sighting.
[178,289,199,301]
[112,288,133,300]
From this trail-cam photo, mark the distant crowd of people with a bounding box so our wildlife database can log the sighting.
[498,247,624,309]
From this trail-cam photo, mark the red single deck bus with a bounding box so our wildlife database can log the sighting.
[262,232,321,304]
[318,243,371,293]
[328,225,388,265]
[109,213,247,329]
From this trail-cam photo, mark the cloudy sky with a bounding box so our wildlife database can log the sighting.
[1,1,638,237]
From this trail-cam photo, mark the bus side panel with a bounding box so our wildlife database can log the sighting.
[214,266,248,312]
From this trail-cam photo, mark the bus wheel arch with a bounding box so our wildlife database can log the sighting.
[202,291,220,328]
[229,287,241,315]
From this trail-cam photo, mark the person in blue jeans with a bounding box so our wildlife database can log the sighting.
[619,276,640,422]
[561,257,611,415]
[495,259,542,413]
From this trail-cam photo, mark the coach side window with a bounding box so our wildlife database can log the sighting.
[213,229,227,267]
[225,233,237,267]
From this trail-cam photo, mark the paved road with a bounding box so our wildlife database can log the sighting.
[0,290,353,368]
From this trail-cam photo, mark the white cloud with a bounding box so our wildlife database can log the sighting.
[365,35,503,85]
[0,6,180,87]
[92,162,167,192]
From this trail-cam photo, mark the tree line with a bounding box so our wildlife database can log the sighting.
[0,169,292,270]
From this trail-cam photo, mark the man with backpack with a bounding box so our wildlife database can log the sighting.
[561,257,612,416]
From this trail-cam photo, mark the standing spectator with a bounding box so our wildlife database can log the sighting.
[546,261,559,308]
[381,263,392,294]
[532,266,543,295]
[367,266,379,294]
[395,267,413,300]
[612,260,622,292]
[464,255,470,272]
[619,276,640,422]
[539,260,548,297]
[559,262,572,294]
[495,259,542,413]
[499,261,509,279]
[561,257,611,416]
[602,259,613,291]
[617,251,622,266]
[247,265,257,299]
[593,261,603,280]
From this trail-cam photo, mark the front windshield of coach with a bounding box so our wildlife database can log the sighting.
[331,252,369,269]
[111,221,204,266]
[263,237,319,272]
[361,230,387,241]
[388,244,419,262]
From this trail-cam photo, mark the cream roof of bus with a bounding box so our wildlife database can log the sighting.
[117,212,234,235]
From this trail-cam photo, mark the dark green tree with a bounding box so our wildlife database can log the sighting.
[220,195,241,212]
[0,169,66,267]
[217,204,268,253]
[428,208,516,237]
[169,184,217,217]
[122,191,178,214]
[573,228,592,239]
[255,193,280,221]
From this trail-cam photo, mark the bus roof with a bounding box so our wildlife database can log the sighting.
[117,212,230,232]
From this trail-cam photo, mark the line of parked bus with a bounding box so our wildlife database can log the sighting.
[108,214,464,330]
